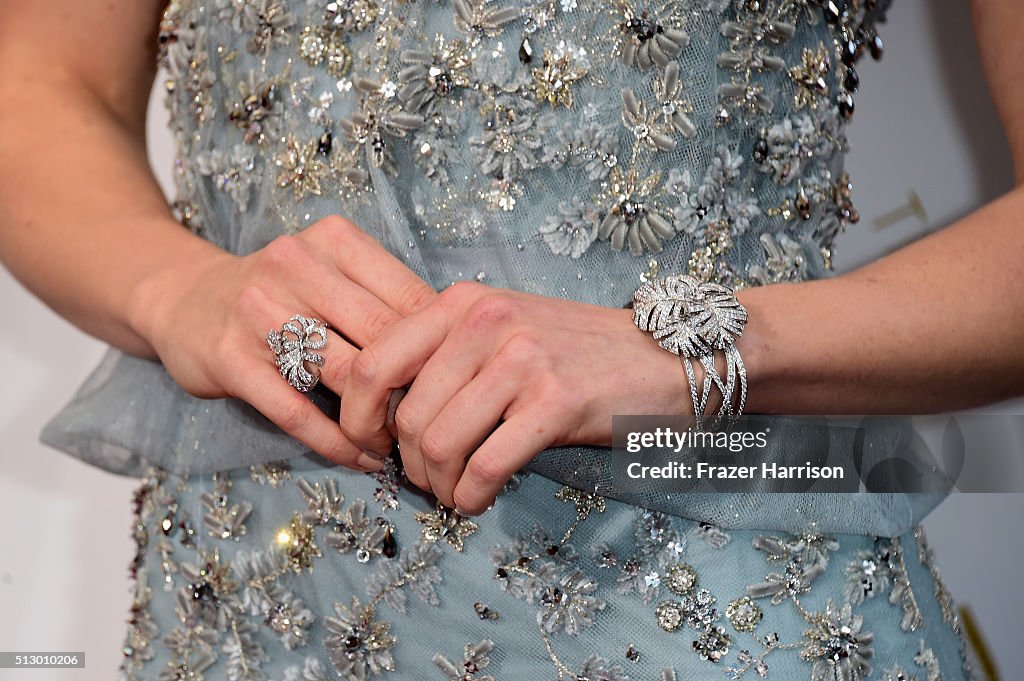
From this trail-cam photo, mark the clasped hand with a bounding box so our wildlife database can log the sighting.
[339,282,691,516]
[137,215,687,517]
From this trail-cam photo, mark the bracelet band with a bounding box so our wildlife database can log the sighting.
[632,274,748,431]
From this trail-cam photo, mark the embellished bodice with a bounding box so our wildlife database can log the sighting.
[159,0,890,304]
[44,0,938,541]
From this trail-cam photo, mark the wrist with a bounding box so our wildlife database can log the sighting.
[615,306,718,425]
[733,283,784,414]
[126,236,233,355]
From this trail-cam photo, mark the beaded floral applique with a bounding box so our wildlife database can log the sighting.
[121,463,445,681]
[159,0,891,286]
[122,459,975,681]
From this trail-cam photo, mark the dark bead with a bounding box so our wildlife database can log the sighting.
[871,34,884,60]
[753,138,768,163]
[844,66,860,92]
[495,567,508,579]
[823,1,842,24]
[518,38,533,64]
[261,84,277,109]
[318,131,333,156]
[381,526,397,558]
[838,93,855,118]
[343,633,362,651]
[546,545,559,555]
[192,581,214,602]
[842,39,858,66]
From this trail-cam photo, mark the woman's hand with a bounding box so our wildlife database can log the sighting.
[128,215,436,471]
[338,281,694,513]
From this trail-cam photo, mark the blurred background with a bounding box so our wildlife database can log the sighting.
[1,1,1022,679]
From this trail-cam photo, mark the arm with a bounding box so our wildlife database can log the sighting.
[336,1,1024,513]
[0,0,210,357]
[739,0,1024,415]
[0,0,436,470]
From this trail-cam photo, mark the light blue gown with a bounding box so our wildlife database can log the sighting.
[42,1,977,679]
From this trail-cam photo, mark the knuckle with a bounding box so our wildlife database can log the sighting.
[468,455,505,485]
[362,306,401,341]
[400,280,436,312]
[349,347,379,387]
[465,294,516,329]
[261,234,307,269]
[393,401,422,440]
[276,399,310,434]
[322,354,354,387]
[419,431,448,466]
[321,215,359,242]
[500,332,543,365]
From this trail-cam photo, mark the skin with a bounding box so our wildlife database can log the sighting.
[1,2,1022,515]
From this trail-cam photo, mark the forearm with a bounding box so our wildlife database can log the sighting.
[0,72,225,358]
[738,185,1024,414]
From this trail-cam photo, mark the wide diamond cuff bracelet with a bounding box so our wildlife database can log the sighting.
[632,274,749,431]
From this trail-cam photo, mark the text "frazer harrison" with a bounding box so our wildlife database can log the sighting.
[626,461,846,480]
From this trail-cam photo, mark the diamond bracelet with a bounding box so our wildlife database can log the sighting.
[632,274,749,431]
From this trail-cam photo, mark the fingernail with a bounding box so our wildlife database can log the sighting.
[357,453,385,470]
[456,503,493,517]
[361,449,385,461]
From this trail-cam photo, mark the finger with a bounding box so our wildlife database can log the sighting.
[303,328,359,397]
[230,357,374,471]
[340,303,452,457]
[453,412,555,515]
[392,325,494,494]
[419,361,519,507]
[308,216,438,316]
[312,274,404,347]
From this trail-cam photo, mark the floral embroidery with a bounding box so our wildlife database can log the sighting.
[365,542,444,612]
[415,502,480,551]
[726,596,763,633]
[607,1,690,70]
[398,35,473,112]
[323,598,397,679]
[228,71,282,145]
[843,537,922,632]
[201,471,254,540]
[339,76,424,172]
[596,166,675,255]
[159,0,892,277]
[800,601,875,681]
[788,44,832,110]
[533,42,590,108]
[433,639,497,680]
[245,0,294,55]
[275,135,329,199]
[298,26,354,77]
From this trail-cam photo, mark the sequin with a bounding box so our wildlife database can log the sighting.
[726,596,763,633]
